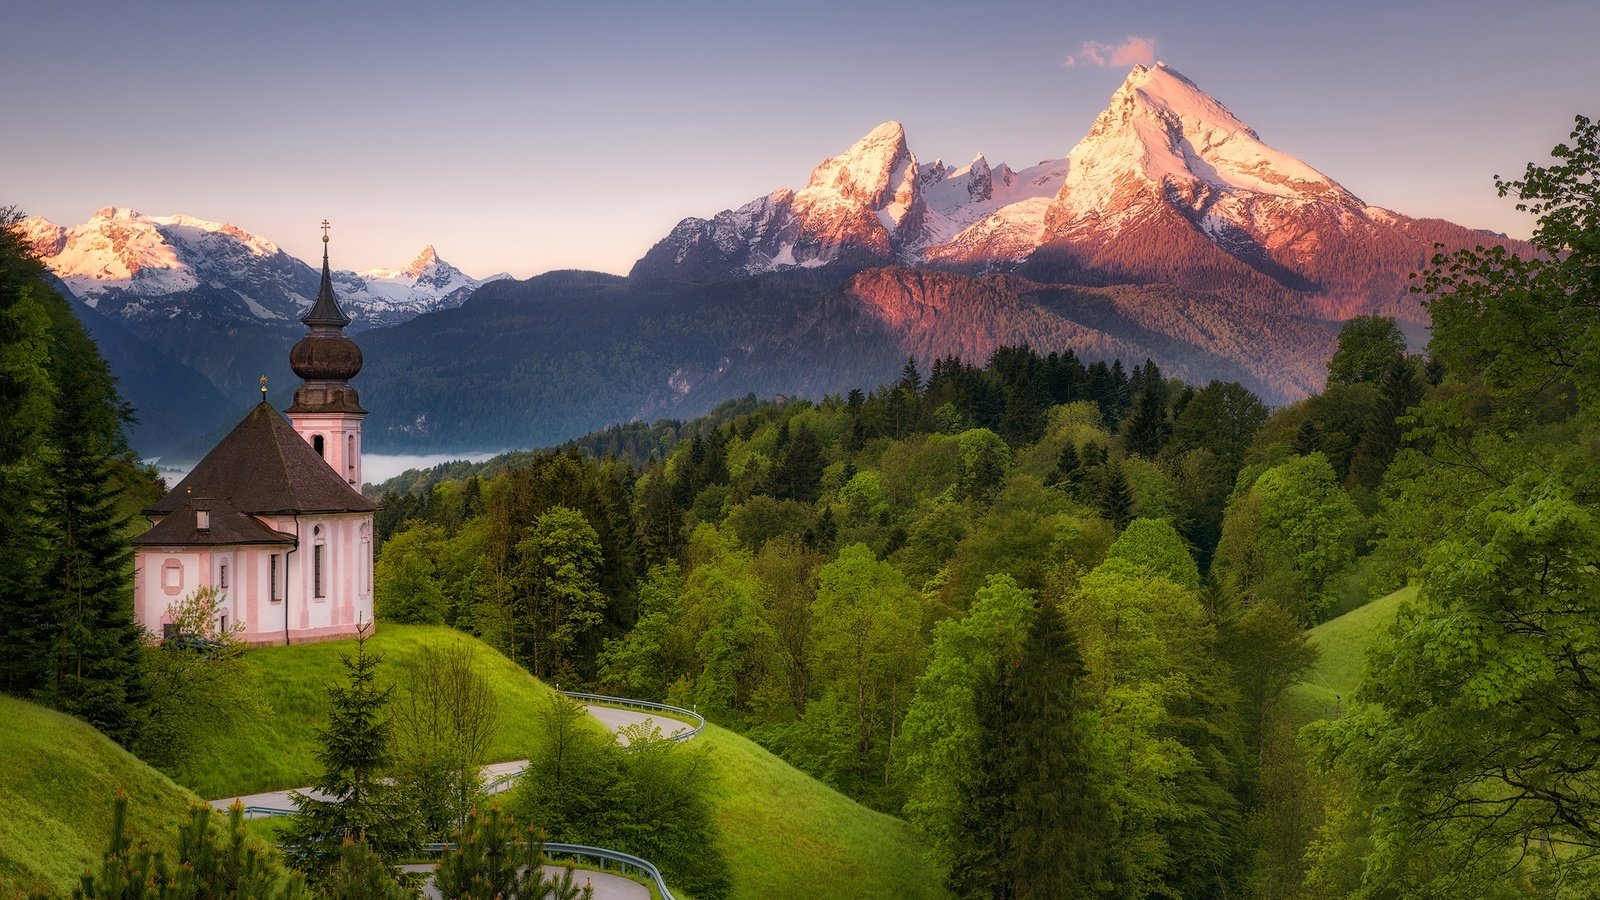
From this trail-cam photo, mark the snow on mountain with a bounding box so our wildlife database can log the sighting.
[631,121,1068,278]
[634,61,1372,279]
[21,209,504,328]
[634,60,1521,328]
[1043,61,1359,241]
[336,245,509,325]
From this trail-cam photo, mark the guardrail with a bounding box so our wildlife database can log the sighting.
[558,690,706,742]
[240,805,295,820]
[419,840,676,900]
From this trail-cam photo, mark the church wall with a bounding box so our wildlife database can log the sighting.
[133,522,371,647]
[289,412,364,488]
[134,548,204,632]
[254,512,374,644]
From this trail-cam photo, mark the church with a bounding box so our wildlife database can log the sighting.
[132,227,377,645]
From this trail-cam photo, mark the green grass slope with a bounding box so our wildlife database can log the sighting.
[1287,585,1416,722]
[0,695,201,895]
[700,725,949,900]
[173,625,947,898]
[176,624,579,799]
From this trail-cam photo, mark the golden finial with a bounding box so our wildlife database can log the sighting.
[259,375,269,397]
[321,219,331,244]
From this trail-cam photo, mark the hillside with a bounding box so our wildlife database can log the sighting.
[701,725,949,900]
[186,626,948,899]
[177,624,581,800]
[1286,585,1415,722]
[0,695,201,895]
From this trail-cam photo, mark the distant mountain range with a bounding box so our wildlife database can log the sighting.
[26,63,1529,460]
[18,208,506,455]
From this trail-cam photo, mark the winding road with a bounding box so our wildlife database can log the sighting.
[208,704,693,813]
[209,699,700,899]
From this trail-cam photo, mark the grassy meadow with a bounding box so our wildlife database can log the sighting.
[1286,585,1414,723]
[0,695,202,895]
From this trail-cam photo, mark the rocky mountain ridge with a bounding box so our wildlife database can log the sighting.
[20,208,505,329]
[634,62,1524,330]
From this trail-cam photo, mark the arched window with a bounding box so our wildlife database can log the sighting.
[312,434,325,457]
[347,434,357,482]
[312,524,326,599]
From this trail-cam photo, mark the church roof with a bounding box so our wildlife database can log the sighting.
[147,402,378,516]
[132,497,297,547]
[301,242,352,327]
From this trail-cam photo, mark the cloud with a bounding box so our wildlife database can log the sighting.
[1064,36,1159,69]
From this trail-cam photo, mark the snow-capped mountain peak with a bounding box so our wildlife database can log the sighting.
[803,120,916,210]
[26,212,505,329]
[1051,61,1356,226]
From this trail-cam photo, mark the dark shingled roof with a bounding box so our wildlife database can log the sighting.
[148,403,378,516]
[133,498,297,547]
[302,248,352,327]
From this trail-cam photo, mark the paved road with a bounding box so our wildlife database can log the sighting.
[581,704,692,746]
[399,863,650,900]
[210,705,694,812]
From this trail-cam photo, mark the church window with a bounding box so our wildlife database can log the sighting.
[220,613,227,633]
[313,434,325,457]
[314,544,325,598]
[219,562,228,589]
[162,559,184,592]
[348,434,356,482]
[270,554,280,601]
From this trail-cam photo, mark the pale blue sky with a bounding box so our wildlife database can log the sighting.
[4,0,1596,276]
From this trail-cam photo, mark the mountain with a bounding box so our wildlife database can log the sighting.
[632,122,1070,279]
[635,63,1526,329]
[21,209,507,330]
[20,209,508,455]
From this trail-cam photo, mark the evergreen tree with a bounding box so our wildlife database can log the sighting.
[35,259,144,746]
[435,805,594,900]
[947,660,1019,900]
[0,211,57,696]
[1291,419,1322,456]
[1009,599,1108,899]
[1098,461,1134,529]
[770,425,824,503]
[1121,388,1172,459]
[1326,315,1406,387]
[899,356,924,395]
[283,625,420,876]
[1048,441,1083,492]
[1347,356,1425,491]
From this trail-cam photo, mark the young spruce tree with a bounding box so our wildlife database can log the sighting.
[284,625,419,876]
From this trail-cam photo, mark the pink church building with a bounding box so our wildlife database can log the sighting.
[132,231,377,645]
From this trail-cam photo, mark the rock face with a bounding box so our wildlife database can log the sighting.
[632,62,1526,327]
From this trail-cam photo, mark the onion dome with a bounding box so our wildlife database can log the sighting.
[287,223,366,414]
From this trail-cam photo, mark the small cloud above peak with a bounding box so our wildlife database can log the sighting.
[1064,35,1159,69]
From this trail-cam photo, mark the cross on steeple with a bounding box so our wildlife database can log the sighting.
[321,219,331,243]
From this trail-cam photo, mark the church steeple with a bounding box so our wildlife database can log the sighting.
[301,221,352,327]
[287,221,366,486]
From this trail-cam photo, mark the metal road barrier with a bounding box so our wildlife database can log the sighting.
[240,805,295,819]
[558,690,707,742]
[419,840,676,900]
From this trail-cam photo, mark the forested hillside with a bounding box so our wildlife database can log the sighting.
[367,117,1600,896]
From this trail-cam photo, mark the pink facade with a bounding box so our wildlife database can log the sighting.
[132,513,373,646]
